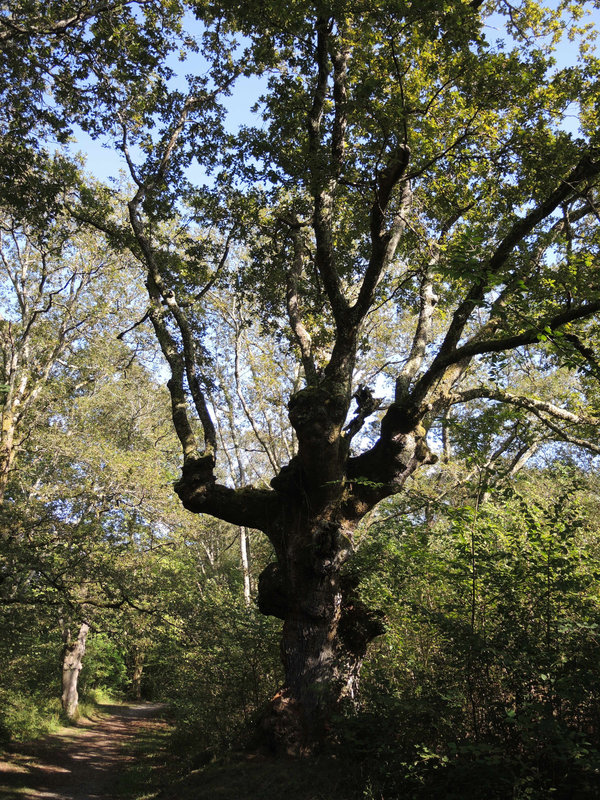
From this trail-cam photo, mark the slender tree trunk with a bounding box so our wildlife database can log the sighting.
[61,622,89,720]
[240,526,251,606]
[0,447,11,506]
[131,647,145,700]
[0,411,16,507]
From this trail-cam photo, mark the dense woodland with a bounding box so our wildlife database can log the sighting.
[2,0,600,797]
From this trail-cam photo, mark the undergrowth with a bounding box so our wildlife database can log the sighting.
[0,689,62,744]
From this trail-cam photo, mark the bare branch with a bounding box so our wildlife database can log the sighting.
[193,226,235,303]
[352,147,412,324]
[233,320,281,475]
[395,268,439,400]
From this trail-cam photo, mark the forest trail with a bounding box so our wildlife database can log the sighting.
[0,702,170,800]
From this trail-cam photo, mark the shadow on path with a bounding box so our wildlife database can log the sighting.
[0,702,169,800]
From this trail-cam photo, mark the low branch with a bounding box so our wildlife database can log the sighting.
[175,458,281,538]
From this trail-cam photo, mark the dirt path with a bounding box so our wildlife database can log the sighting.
[0,702,170,800]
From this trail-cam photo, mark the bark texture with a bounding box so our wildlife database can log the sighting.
[61,622,89,720]
[131,648,145,701]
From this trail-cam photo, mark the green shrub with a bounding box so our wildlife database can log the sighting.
[0,689,62,743]
[341,474,600,798]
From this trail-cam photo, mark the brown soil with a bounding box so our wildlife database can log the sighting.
[0,702,169,800]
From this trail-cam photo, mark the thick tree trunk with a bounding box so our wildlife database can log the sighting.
[258,514,384,754]
[175,386,432,755]
[61,622,89,720]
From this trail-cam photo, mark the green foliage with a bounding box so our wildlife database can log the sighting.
[2,0,600,783]
[338,470,600,798]
[0,606,60,742]
[0,690,62,745]
[80,634,128,696]
[146,581,281,757]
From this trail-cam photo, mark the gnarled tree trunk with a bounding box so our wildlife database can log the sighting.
[257,517,384,754]
[177,383,430,753]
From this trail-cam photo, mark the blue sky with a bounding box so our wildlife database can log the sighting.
[67,4,599,185]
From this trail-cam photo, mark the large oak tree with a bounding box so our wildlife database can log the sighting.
[3,0,600,753]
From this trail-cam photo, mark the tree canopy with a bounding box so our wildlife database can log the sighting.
[2,0,600,758]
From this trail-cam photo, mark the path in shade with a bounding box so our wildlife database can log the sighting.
[0,702,169,800]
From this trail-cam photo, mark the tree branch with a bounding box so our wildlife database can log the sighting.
[412,299,600,407]
[307,17,350,326]
[331,28,350,176]
[232,319,281,475]
[353,167,412,324]
[145,275,198,460]
[451,386,600,428]
[175,459,281,538]
[286,224,318,384]
[395,266,438,400]
[128,194,217,456]
[420,153,600,391]
[0,0,114,42]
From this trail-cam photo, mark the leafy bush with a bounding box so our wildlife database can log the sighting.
[0,689,61,744]
[145,581,281,758]
[340,472,600,798]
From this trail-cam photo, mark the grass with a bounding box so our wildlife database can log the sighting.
[113,707,175,800]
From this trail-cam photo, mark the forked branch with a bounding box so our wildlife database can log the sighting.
[422,154,600,390]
